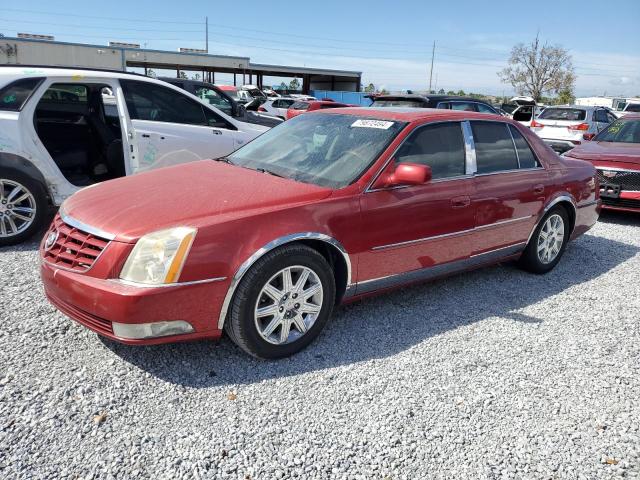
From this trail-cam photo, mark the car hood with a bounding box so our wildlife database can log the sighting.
[62,160,332,243]
[566,141,640,167]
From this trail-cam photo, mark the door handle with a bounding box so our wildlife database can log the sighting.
[450,195,471,208]
[141,134,150,138]
[212,130,222,135]
[533,184,545,195]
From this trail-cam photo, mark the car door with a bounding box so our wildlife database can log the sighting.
[357,121,476,292]
[119,79,235,173]
[469,121,549,256]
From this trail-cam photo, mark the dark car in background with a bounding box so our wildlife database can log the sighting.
[160,77,283,128]
[370,94,500,114]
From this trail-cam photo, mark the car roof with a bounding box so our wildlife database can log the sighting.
[373,94,491,103]
[542,105,600,111]
[314,106,506,122]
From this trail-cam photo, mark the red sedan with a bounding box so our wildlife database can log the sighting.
[563,114,640,212]
[40,109,600,358]
[286,100,350,119]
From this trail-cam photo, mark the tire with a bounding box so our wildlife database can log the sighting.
[518,206,570,274]
[0,169,48,247]
[225,244,336,359]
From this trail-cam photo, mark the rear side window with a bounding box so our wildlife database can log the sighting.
[396,122,466,179]
[291,101,309,110]
[121,80,207,125]
[471,121,519,174]
[476,103,497,114]
[40,84,88,104]
[538,108,586,121]
[625,104,640,113]
[0,77,44,111]
[508,125,540,169]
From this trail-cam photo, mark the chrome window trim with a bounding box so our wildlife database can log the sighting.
[371,215,533,251]
[473,166,545,177]
[365,120,469,193]
[113,277,227,289]
[59,208,116,241]
[217,232,352,330]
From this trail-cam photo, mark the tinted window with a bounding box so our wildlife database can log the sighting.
[508,125,540,169]
[121,80,207,125]
[396,122,465,179]
[593,109,610,123]
[372,99,427,108]
[538,108,586,121]
[625,104,640,112]
[194,86,232,116]
[471,122,518,174]
[451,102,477,112]
[291,101,309,110]
[0,77,44,111]
[476,103,497,114]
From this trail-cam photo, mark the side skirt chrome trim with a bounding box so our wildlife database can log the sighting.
[372,215,533,251]
[357,242,525,295]
[217,232,353,330]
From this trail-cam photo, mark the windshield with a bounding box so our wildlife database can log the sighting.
[594,119,640,143]
[227,113,406,188]
[538,108,586,121]
[372,99,425,108]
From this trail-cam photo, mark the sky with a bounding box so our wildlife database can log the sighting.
[1,0,639,97]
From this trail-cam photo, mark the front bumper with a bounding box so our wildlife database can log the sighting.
[41,261,227,345]
[600,191,640,212]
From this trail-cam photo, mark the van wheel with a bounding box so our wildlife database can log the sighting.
[0,170,48,246]
[518,206,570,274]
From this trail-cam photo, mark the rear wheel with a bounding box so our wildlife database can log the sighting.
[225,244,336,359]
[0,170,48,246]
[518,206,570,274]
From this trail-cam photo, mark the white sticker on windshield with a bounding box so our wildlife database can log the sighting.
[351,119,394,129]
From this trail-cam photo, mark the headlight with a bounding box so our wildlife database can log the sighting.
[119,227,196,285]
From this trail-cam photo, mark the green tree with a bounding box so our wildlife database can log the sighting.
[438,88,445,94]
[279,82,288,91]
[178,71,188,79]
[457,89,466,96]
[289,77,301,91]
[146,69,156,78]
[556,87,575,105]
[446,90,456,95]
[364,83,376,93]
[499,35,575,103]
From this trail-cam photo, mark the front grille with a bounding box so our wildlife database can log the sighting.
[43,214,109,272]
[597,169,640,191]
[47,294,113,336]
[601,197,640,210]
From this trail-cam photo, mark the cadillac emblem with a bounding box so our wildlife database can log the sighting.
[44,230,58,250]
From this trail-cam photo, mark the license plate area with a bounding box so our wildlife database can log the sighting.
[600,183,621,199]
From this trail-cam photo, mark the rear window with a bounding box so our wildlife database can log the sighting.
[291,101,309,110]
[0,77,45,111]
[538,108,586,121]
[372,99,426,108]
[320,103,344,109]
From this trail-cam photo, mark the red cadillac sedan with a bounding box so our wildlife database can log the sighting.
[563,114,640,212]
[40,109,600,358]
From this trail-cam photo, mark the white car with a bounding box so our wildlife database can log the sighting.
[0,67,268,245]
[258,98,297,119]
[530,105,617,153]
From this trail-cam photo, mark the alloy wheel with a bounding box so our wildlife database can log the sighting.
[537,213,565,264]
[0,179,37,238]
[254,265,324,345]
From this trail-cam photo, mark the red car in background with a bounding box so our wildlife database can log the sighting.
[564,114,640,212]
[40,109,599,359]
[286,100,351,119]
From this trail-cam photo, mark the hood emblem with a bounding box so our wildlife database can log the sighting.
[45,230,59,250]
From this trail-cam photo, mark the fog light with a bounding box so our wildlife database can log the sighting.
[112,320,194,339]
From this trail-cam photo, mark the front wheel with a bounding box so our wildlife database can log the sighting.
[518,206,570,274]
[0,171,48,247]
[225,244,336,359]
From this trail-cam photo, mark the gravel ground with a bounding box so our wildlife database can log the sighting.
[1,212,639,480]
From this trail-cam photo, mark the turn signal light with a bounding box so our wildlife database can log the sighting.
[568,123,589,131]
[530,120,545,128]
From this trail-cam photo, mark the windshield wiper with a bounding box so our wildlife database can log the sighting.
[213,156,234,165]
[255,167,285,178]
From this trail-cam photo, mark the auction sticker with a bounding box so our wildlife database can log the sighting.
[351,119,395,129]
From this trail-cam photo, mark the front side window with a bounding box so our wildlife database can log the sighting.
[471,121,519,174]
[396,122,466,179]
[228,114,406,188]
[0,77,44,111]
[594,119,640,143]
[194,86,233,116]
[476,103,497,114]
[40,84,88,104]
[508,125,540,169]
[450,102,477,112]
[120,80,208,126]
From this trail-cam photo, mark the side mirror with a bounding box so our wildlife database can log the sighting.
[385,163,432,187]
[583,133,595,141]
[237,104,246,116]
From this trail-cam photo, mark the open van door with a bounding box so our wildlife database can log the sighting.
[510,96,537,127]
[114,81,140,174]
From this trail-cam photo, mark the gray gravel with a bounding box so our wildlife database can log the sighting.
[1,212,639,480]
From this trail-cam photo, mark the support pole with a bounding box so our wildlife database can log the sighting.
[205,16,209,53]
[428,41,435,93]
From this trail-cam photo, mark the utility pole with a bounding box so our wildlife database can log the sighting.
[205,16,209,53]
[428,41,435,93]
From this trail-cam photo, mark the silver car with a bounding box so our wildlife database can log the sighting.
[530,105,617,153]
